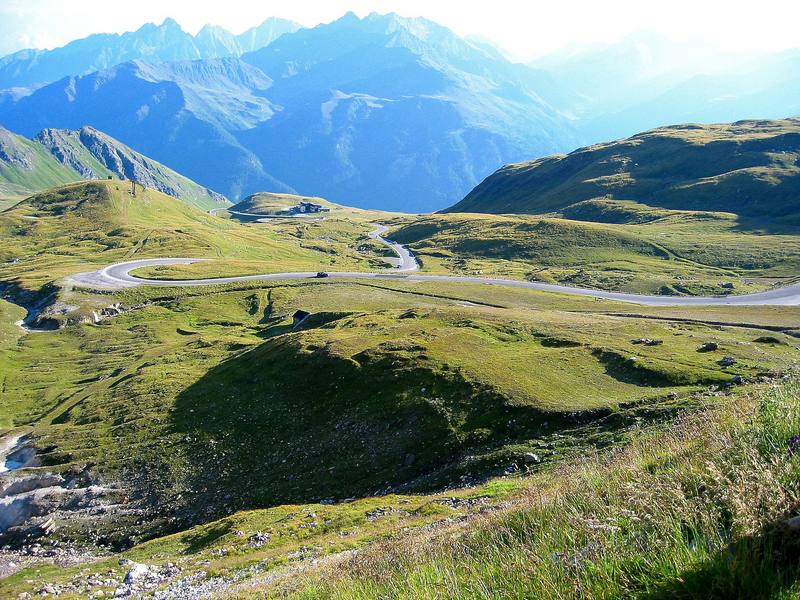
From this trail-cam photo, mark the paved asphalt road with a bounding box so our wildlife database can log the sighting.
[68,226,800,306]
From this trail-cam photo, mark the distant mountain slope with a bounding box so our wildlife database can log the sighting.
[0,59,292,200]
[0,126,77,202]
[238,12,578,212]
[0,17,300,89]
[529,33,737,121]
[0,125,228,210]
[530,34,800,145]
[0,13,578,211]
[35,126,228,210]
[446,118,800,224]
[581,50,800,143]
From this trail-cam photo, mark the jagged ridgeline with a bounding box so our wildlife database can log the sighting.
[0,17,301,89]
[0,13,579,211]
[0,125,227,210]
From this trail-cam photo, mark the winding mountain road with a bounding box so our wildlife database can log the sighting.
[68,226,800,306]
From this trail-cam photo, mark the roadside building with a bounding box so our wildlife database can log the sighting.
[296,201,330,213]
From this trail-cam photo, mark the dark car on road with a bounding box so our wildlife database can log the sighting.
[316,271,329,278]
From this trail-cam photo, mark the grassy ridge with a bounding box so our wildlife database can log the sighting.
[388,209,800,295]
[447,118,800,225]
[260,380,800,599]
[0,181,385,295]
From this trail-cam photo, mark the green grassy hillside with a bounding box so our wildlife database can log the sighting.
[447,118,800,225]
[389,210,800,295]
[2,274,797,542]
[255,379,800,599]
[230,192,340,214]
[157,198,800,297]
[0,181,386,296]
[0,126,78,208]
[6,381,800,599]
[1,179,800,597]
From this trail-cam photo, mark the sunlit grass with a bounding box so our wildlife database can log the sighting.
[272,381,800,599]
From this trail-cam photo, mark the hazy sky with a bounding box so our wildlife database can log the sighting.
[1,0,799,60]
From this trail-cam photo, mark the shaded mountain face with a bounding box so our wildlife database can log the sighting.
[0,17,300,90]
[446,118,800,225]
[0,125,227,210]
[0,13,578,211]
[237,12,578,211]
[0,59,291,200]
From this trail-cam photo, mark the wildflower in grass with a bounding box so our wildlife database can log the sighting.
[787,434,800,456]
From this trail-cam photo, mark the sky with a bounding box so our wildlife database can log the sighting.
[1,0,799,60]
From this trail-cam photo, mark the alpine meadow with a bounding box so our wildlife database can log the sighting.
[1,2,800,599]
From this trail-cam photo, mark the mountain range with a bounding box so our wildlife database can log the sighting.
[235,12,577,211]
[0,58,290,201]
[0,13,579,211]
[0,17,299,90]
[0,124,226,209]
[0,15,798,212]
[531,34,800,144]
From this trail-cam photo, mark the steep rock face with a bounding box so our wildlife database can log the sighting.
[33,128,96,178]
[33,126,228,208]
[0,127,33,169]
[0,127,78,200]
[78,129,135,178]
[0,123,227,209]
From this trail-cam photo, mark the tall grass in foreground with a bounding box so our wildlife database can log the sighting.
[271,381,800,599]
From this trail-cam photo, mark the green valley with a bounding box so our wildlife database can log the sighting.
[1,117,800,599]
[386,208,800,295]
